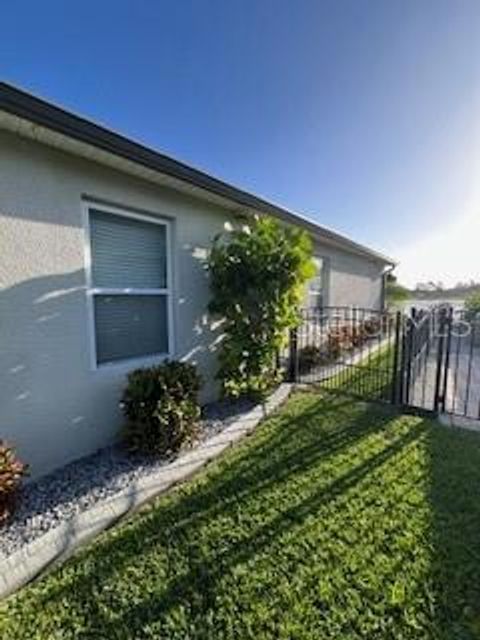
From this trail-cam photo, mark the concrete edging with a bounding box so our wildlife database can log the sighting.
[438,412,480,433]
[0,384,292,600]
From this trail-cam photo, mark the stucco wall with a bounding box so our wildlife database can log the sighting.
[0,130,385,478]
[312,240,384,310]
[0,130,235,478]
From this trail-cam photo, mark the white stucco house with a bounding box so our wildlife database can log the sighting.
[0,82,395,478]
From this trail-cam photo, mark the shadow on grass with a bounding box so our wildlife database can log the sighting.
[4,392,480,639]
[28,397,407,628]
[81,420,427,637]
[426,423,480,638]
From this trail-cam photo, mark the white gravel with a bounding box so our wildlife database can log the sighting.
[0,397,256,560]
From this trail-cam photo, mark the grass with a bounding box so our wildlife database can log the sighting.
[2,391,480,639]
[322,343,396,402]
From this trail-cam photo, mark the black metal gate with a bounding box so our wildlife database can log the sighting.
[435,308,480,420]
[288,305,480,421]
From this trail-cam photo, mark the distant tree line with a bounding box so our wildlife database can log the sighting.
[412,279,480,300]
[385,273,480,306]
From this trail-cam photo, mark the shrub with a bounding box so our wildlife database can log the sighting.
[329,322,377,352]
[326,333,343,360]
[351,325,369,348]
[464,291,480,322]
[298,345,327,373]
[0,442,28,526]
[208,216,315,398]
[298,316,385,375]
[363,317,382,337]
[298,332,354,373]
[340,325,366,349]
[121,361,201,456]
[385,274,410,308]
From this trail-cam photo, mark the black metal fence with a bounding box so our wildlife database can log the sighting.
[287,305,480,422]
[288,306,398,403]
[438,308,480,420]
[396,308,433,410]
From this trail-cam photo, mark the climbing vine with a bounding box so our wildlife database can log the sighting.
[208,216,315,397]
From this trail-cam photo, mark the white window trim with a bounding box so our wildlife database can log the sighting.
[82,201,175,371]
[307,255,329,309]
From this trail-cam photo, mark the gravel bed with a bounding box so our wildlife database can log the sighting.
[0,397,257,560]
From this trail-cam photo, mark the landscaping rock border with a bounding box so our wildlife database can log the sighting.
[0,396,259,560]
[0,384,292,600]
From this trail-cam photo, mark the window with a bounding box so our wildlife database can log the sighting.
[307,257,327,308]
[86,205,171,367]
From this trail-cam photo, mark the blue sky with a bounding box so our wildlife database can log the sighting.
[2,0,480,286]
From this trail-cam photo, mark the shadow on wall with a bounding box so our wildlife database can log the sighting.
[0,256,224,479]
[176,240,224,401]
[1,268,101,476]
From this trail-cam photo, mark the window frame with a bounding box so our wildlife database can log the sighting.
[83,201,174,371]
[307,255,329,309]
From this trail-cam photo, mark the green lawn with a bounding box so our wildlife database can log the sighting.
[2,391,480,639]
[322,343,396,402]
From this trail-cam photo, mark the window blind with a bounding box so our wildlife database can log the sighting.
[90,209,167,289]
[94,295,168,364]
[88,207,170,366]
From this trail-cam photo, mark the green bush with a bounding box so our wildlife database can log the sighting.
[208,216,315,398]
[121,361,201,456]
[464,291,480,321]
[298,345,326,373]
[385,276,410,308]
[0,441,28,526]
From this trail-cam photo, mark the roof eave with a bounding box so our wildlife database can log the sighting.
[0,81,396,266]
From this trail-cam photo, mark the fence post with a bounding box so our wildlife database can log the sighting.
[433,307,447,413]
[288,327,298,383]
[391,311,402,405]
[398,312,408,405]
[440,306,453,413]
[404,307,416,405]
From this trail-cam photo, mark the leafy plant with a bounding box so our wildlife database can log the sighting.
[363,316,382,337]
[0,441,28,526]
[208,216,315,397]
[298,345,328,373]
[328,325,366,352]
[299,317,386,375]
[121,361,201,456]
[464,291,480,321]
[326,333,343,360]
[385,274,410,308]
